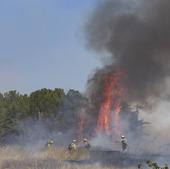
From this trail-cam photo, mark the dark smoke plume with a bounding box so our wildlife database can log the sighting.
[86,0,170,105]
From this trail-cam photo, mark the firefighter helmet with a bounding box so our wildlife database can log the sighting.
[49,140,54,144]
[121,135,125,139]
[83,138,88,142]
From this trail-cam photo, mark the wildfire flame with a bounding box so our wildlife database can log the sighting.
[96,69,125,137]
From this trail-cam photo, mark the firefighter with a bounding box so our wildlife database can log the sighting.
[68,140,77,152]
[120,135,128,152]
[45,139,54,148]
[83,138,91,150]
[66,140,78,160]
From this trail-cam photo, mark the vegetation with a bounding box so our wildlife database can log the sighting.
[0,88,145,144]
[137,160,169,169]
[0,88,88,143]
[0,146,137,169]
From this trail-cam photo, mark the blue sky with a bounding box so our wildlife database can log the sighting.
[0,0,101,94]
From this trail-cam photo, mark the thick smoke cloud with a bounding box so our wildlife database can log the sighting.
[86,0,170,104]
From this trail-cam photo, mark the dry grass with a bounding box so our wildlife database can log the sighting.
[1,159,119,169]
[0,146,135,169]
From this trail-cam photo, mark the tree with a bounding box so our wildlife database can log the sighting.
[58,89,89,131]
[29,88,65,119]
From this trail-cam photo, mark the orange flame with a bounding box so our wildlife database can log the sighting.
[96,70,125,136]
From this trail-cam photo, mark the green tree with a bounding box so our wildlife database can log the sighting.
[0,91,21,140]
[30,88,65,119]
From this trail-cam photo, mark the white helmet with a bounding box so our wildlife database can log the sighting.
[73,140,76,143]
[121,135,125,139]
[49,140,54,144]
[83,138,88,142]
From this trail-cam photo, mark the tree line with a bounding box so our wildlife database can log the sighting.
[0,88,145,144]
[0,88,88,143]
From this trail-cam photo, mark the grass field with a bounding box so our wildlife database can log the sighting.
[0,146,136,169]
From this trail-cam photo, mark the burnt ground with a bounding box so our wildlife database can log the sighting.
[1,149,170,169]
[66,150,170,167]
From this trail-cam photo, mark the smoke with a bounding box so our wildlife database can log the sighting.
[90,133,118,150]
[8,118,76,151]
[85,0,170,104]
[84,0,170,155]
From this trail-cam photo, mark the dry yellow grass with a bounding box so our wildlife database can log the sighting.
[0,146,135,169]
